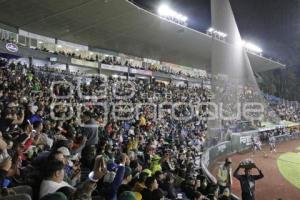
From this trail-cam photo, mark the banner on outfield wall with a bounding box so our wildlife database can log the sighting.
[129,68,152,76]
[101,64,128,73]
[231,130,258,152]
[71,58,98,68]
[239,136,252,146]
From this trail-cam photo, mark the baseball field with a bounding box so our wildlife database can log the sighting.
[210,139,300,200]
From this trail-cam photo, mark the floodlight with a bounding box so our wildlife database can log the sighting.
[158,4,188,23]
[242,40,262,53]
[239,40,246,46]
[57,45,62,48]
[207,27,227,38]
[158,4,171,16]
[207,27,214,32]
[219,32,227,38]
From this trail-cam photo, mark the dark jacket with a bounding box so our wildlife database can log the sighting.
[82,119,99,146]
[234,170,264,200]
[141,188,153,200]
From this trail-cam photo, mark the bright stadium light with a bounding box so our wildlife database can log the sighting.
[182,16,188,22]
[157,4,188,24]
[158,4,172,16]
[207,27,227,39]
[207,27,214,32]
[242,40,263,53]
[57,45,62,48]
[218,32,227,38]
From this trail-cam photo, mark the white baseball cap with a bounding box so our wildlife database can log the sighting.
[57,147,71,157]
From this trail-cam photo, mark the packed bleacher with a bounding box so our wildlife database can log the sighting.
[0,55,299,200]
[0,59,216,200]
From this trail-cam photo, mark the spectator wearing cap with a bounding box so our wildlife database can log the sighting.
[98,164,116,197]
[104,153,128,200]
[56,147,81,187]
[57,147,71,164]
[107,160,118,172]
[217,158,232,194]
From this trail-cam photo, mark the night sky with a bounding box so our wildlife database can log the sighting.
[133,0,300,69]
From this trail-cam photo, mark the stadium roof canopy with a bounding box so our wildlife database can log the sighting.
[0,0,285,72]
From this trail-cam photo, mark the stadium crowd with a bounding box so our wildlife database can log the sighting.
[0,57,299,200]
[0,59,223,200]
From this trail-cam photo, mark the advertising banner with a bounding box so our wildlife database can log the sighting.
[71,58,98,68]
[129,68,152,76]
[101,64,128,72]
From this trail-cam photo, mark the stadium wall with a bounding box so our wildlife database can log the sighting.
[201,127,300,200]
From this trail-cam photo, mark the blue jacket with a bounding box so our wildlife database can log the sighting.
[104,165,125,200]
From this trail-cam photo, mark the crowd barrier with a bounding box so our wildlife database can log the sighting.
[201,129,300,200]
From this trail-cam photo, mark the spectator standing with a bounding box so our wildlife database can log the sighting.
[233,163,264,200]
[81,111,98,147]
[217,158,232,194]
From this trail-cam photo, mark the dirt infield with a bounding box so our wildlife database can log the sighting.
[209,139,300,200]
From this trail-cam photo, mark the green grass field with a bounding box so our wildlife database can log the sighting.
[277,150,300,189]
